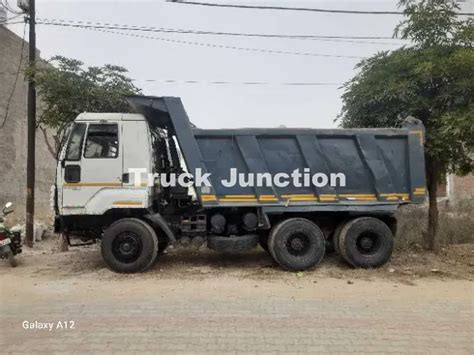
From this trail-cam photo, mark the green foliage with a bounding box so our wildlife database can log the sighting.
[28,55,141,138]
[27,56,141,156]
[339,0,474,176]
[395,0,470,47]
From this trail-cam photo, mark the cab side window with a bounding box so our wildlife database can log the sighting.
[65,123,86,161]
[84,124,119,159]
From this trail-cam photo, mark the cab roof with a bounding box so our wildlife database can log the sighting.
[75,113,146,122]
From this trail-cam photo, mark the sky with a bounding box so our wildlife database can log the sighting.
[3,0,472,129]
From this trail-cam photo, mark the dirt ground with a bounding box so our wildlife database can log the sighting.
[6,233,474,283]
[1,236,473,353]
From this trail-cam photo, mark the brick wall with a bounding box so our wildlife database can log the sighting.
[447,173,474,203]
[0,26,55,220]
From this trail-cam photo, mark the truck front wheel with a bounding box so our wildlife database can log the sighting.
[101,218,158,273]
[268,218,325,271]
[337,217,393,268]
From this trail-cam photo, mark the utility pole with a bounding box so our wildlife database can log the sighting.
[25,0,36,247]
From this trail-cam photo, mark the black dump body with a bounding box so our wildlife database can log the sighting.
[127,96,426,213]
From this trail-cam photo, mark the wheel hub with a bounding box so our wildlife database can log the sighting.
[120,242,133,254]
[290,238,304,251]
[359,236,374,250]
[113,232,142,263]
[286,233,310,256]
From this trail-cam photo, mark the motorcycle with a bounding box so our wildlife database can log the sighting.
[0,202,22,267]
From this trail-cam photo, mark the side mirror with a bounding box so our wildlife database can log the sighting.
[3,202,13,215]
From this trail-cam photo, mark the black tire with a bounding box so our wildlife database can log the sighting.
[101,218,158,273]
[268,218,325,271]
[332,220,347,257]
[8,251,17,267]
[338,217,394,268]
[208,234,258,253]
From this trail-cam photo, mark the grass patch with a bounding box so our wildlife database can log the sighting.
[395,199,474,251]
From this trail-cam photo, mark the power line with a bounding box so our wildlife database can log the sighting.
[38,18,403,40]
[37,21,367,59]
[1,23,26,128]
[0,71,342,87]
[36,18,405,45]
[137,79,343,86]
[168,0,474,16]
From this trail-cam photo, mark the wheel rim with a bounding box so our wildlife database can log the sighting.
[112,232,142,263]
[285,233,310,256]
[356,231,380,255]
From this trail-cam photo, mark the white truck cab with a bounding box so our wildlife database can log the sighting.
[56,113,154,216]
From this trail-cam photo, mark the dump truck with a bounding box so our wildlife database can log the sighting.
[52,96,426,273]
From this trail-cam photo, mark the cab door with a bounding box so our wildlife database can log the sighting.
[61,121,122,214]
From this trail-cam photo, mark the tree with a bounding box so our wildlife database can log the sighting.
[28,56,141,157]
[338,0,473,252]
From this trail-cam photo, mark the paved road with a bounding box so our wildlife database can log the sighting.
[1,274,473,354]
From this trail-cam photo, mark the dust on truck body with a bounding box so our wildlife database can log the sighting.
[53,96,426,273]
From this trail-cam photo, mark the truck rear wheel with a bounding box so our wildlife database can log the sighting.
[268,218,325,271]
[337,217,393,268]
[332,220,348,256]
[101,218,158,273]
